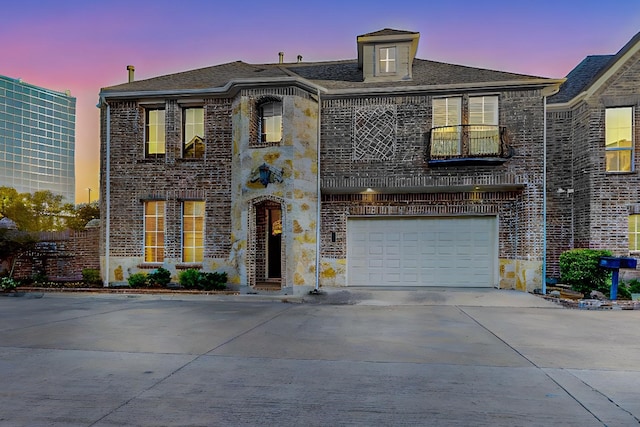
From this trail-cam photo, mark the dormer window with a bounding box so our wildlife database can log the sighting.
[377,46,397,74]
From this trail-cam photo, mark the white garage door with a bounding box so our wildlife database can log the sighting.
[347,216,497,287]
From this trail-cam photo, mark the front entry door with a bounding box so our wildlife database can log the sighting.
[267,208,281,278]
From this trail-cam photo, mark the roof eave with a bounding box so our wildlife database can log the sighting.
[321,78,565,98]
[98,76,326,102]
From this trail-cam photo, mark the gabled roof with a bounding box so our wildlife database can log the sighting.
[101,58,554,97]
[549,31,640,105]
[100,28,563,99]
[548,55,613,104]
[357,28,418,38]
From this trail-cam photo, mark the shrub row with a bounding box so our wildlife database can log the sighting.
[126,267,227,291]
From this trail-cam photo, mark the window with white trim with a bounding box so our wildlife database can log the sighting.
[605,107,633,172]
[183,107,204,159]
[377,46,397,74]
[144,201,165,263]
[432,97,462,156]
[145,108,165,157]
[183,201,204,263]
[630,214,640,252]
[469,96,499,155]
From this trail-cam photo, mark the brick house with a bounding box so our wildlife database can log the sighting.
[98,29,563,293]
[546,32,640,278]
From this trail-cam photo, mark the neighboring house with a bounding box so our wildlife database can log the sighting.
[98,29,563,293]
[546,32,640,278]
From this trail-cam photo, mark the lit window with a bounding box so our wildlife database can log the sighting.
[378,46,396,74]
[183,201,204,263]
[144,201,165,263]
[605,107,633,172]
[630,215,640,252]
[432,97,462,156]
[260,102,282,143]
[183,107,204,158]
[145,108,165,157]
[469,96,500,155]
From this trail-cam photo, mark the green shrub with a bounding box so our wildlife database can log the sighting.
[0,277,18,292]
[178,269,201,290]
[559,249,612,296]
[82,268,101,285]
[626,278,640,294]
[178,269,227,291]
[200,271,228,291]
[127,272,148,288]
[147,267,171,287]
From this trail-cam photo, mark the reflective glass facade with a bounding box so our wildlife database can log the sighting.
[0,75,76,202]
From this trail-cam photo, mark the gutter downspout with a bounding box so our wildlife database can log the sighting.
[542,96,547,295]
[103,99,111,287]
[314,88,321,292]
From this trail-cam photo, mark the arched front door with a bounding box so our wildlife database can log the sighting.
[250,198,284,289]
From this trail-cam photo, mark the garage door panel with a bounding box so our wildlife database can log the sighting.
[348,216,496,287]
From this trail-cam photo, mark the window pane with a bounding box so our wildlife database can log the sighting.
[183,201,204,262]
[469,96,498,125]
[144,201,165,262]
[146,109,166,156]
[630,215,640,251]
[605,107,633,172]
[260,102,282,143]
[183,107,204,158]
[378,47,396,73]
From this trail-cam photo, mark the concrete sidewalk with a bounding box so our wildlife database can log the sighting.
[1,289,639,426]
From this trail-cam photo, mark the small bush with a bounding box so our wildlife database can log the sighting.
[626,278,640,294]
[31,272,48,284]
[200,272,228,291]
[147,267,171,287]
[82,268,101,285]
[178,269,227,291]
[0,277,18,292]
[178,269,201,290]
[127,272,148,288]
[559,249,612,296]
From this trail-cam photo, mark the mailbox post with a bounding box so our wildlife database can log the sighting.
[598,256,638,300]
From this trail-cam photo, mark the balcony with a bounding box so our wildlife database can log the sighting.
[427,125,513,166]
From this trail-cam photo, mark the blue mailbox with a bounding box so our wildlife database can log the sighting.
[598,256,638,300]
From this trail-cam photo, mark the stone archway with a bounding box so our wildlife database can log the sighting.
[248,196,286,289]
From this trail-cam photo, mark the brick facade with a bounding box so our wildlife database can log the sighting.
[98,28,569,293]
[546,39,640,277]
[12,229,100,281]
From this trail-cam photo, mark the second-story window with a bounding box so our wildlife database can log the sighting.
[432,97,462,156]
[260,101,282,143]
[183,107,204,159]
[377,46,397,74]
[469,96,499,155]
[605,106,633,172]
[145,108,165,157]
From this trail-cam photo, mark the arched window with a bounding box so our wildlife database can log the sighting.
[259,101,282,143]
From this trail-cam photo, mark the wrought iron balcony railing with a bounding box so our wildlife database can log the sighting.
[428,125,512,165]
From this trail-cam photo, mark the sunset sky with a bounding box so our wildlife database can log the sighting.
[2,0,640,204]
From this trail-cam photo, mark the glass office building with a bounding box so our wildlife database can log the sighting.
[0,75,76,202]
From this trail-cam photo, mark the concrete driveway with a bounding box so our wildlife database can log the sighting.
[1,288,639,426]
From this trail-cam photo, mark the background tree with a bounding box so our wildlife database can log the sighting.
[66,202,100,231]
[0,228,37,278]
